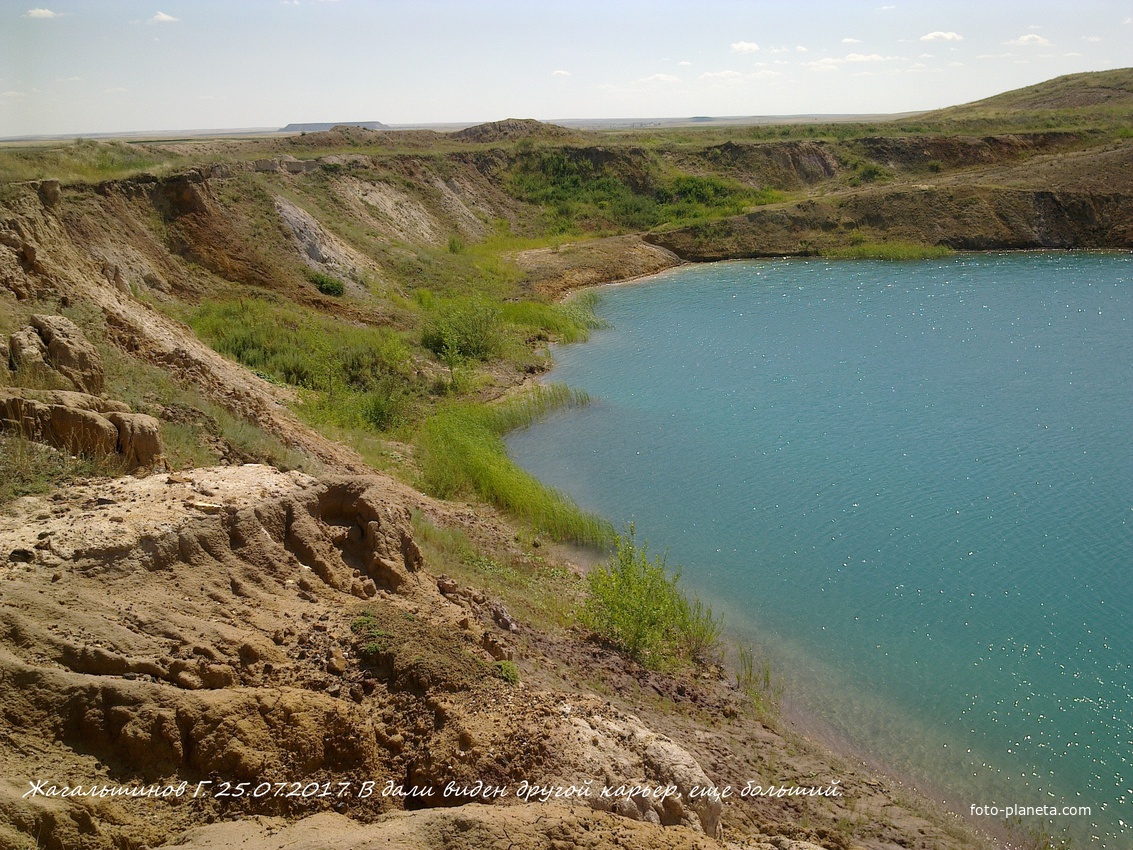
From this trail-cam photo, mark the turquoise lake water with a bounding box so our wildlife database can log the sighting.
[505,254,1132,844]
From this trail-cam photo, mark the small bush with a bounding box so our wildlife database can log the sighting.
[582,526,722,669]
[854,162,888,183]
[307,270,346,296]
[421,297,503,362]
[583,527,682,666]
[495,660,520,684]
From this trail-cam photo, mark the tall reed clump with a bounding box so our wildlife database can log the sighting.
[415,385,613,545]
[582,525,723,669]
[736,644,784,725]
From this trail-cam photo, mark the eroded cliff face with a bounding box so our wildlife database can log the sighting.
[649,139,1133,260]
[649,184,1133,260]
[0,466,732,848]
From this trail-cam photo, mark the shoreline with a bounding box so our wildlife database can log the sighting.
[521,250,1129,848]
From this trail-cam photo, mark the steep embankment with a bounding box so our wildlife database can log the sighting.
[648,137,1133,260]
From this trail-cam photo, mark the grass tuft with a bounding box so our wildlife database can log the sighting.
[737,644,784,726]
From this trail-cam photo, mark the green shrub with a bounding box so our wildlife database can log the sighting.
[582,526,722,668]
[495,660,520,684]
[421,297,503,362]
[583,527,682,665]
[307,270,345,296]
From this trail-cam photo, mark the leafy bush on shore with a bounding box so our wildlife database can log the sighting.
[421,296,503,362]
[582,525,723,669]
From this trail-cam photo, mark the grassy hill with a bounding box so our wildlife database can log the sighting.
[917,67,1133,131]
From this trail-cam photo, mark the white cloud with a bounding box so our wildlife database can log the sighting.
[730,41,759,53]
[806,52,899,71]
[842,37,862,44]
[150,11,179,23]
[636,73,679,84]
[1081,36,1102,42]
[876,5,896,10]
[1064,52,1083,57]
[796,45,808,53]
[1006,34,1051,46]
[552,69,571,77]
[807,58,840,72]
[23,8,60,18]
[699,69,779,83]
[1125,17,1132,24]
[677,61,691,67]
[920,31,962,42]
[3,90,28,98]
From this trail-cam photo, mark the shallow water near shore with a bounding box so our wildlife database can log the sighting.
[507,254,1132,845]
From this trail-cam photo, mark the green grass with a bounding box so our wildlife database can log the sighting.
[506,146,785,234]
[0,138,185,184]
[736,644,784,726]
[582,525,723,669]
[0,432,126,506]
[415,385,612,545]
[411,511,587,628]
[500,290,607,344]
[186,297,418,432]
[822,240,954,260]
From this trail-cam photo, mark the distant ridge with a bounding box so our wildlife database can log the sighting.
[279,121,389,133]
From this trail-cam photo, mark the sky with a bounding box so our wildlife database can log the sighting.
[1,0,1131,137]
